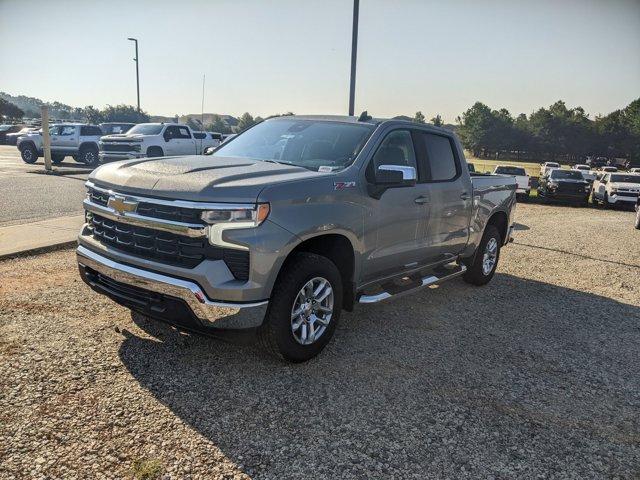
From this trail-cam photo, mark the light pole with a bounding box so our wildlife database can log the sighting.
[348,0,359,116]
[127,37,140,113]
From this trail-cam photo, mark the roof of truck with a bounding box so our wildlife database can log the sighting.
[266,114,453,135]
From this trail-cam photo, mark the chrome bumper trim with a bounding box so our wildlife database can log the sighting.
[77,245,268,328]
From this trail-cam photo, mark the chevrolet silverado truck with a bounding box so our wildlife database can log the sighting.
[77,115,516,362]
[98,123,218,163]
[18,123,103,165]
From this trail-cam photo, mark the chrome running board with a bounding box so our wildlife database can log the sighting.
[357,263,467,304]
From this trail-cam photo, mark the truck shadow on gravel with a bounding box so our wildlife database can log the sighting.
[117,273,640,478]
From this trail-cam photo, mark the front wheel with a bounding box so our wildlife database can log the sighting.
[51,154,65,164]
[259,252,342,362]
[20,144,38,164]
[463,224,501,286]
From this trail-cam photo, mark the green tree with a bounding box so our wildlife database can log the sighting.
[100,104,150,123]
[430,114,443,127]
[0,98,24,120]
[236,112,256,132]
[413,111,426,123]
[206,114,233,134]
[82,106,103,124]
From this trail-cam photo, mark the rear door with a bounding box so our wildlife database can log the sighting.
[58,125,78,153]
[413,131,472,262]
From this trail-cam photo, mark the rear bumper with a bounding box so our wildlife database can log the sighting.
[77,245,268,330]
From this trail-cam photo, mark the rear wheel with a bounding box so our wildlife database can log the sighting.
[20,144,38,164]
[463,224,501,286]
[51,154,65,164]
[259,252,342,362]
[635,206,640,230]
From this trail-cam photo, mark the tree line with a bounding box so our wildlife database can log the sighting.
[452,99,640,163]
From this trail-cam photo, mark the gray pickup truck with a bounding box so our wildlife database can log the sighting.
[77,114,516,362]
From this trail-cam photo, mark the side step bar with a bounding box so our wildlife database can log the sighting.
[358,263,467,304]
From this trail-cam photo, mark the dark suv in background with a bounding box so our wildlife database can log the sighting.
[538,169,591,206]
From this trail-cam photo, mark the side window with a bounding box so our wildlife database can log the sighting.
[164,126,177,140]
[418,133,458,182]
[177,127,191,139]
[60,126,76,136]
[371,130,417,171]
[193,132,206,140]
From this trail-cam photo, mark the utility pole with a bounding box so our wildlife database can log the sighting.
[41,105,52,171]
[348,0,359,116]
[127,37,140,113]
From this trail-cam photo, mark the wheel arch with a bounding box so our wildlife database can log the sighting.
[274,233,357,312]
[79,141,99,152]
[486,210,509,244]
[147,145,164,156]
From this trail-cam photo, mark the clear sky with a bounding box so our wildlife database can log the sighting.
[1,0,638,121]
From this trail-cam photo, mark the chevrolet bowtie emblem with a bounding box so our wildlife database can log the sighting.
[107,195,138,215]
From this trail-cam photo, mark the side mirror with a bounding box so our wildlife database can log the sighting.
[203,146,216,155]
[375,165,417,186]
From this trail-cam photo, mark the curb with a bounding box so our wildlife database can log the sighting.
[0,240,77,261]
[28,169,92,176]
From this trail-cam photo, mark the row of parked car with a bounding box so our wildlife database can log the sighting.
[3,121,233,167]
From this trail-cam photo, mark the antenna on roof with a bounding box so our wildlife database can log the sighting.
[357,111,371,122]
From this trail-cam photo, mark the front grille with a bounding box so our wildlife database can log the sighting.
[557,183,585,193]
[87,187,205,224]
[101,143,139,152]
[88,214,250,280]
[616,191,639,198]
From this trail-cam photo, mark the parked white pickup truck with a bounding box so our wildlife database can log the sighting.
[99,123,219,162]
[591,172,640,208]
[493,165,530,199]
[17,123,103,165]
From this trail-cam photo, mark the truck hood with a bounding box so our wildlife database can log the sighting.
[610,182,640,190]
[89,155,323,203]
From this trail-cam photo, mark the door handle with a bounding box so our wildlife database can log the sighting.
[460,192,470,200]
[414,196,430,204]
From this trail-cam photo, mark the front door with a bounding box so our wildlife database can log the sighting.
[58,125,78,154]
[362,129,425,282]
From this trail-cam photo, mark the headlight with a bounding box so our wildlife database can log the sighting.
[202,203,270,249]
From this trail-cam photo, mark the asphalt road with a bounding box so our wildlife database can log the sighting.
[0,145,90,227]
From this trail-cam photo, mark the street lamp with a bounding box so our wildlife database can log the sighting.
[348,0,359,116]
[127,37,140,113]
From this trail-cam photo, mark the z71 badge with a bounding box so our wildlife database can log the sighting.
[334,181,356,190]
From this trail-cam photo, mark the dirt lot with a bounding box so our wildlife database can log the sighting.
[1,203,639,479]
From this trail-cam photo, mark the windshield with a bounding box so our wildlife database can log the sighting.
[546,162,560,167]
[127,124,163,135]
[574,165,589,170]
[610,174,640,184]
[0,125,12,132]
[496,166,526,175]
[213,119,375,171]
[550,170,583,180]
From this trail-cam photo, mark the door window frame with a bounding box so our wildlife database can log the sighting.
[413,130,462,184]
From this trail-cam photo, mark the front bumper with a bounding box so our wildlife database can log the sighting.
[77,245,268,330]
[606,194,638,204]
[543,190,589,202]
[99,152,145,162]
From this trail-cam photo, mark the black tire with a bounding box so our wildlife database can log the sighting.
[79,145,99,167]
[463,224,501,286]
[635,206,640,230]
[51,154,65,164]
[258,252,342,363]
[147,146,164,158]
[603,192,610,209]
[20,143,38,164]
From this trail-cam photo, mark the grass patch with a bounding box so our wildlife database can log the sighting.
[131,458,164,480]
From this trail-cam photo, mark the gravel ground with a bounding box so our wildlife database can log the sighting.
[1,203,639,479]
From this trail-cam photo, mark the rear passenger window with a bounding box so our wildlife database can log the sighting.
[419,133,458,181]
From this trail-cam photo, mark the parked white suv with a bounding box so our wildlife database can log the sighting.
[17,123,103,166]
[591,172,640,208]
[98,123,219,162]
[493,165,530,199]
